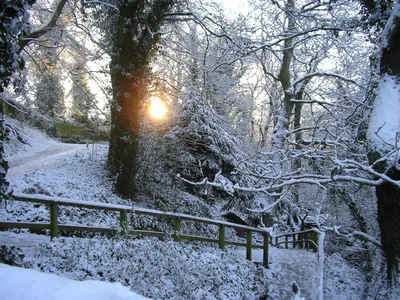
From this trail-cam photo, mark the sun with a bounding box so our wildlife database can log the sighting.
[149,96,168,120]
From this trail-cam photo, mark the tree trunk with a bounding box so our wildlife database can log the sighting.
[107,0,174,199]
[272,0,295,149]
[108,68,146,198]
[376,166,400,285]
[372,3,400,286]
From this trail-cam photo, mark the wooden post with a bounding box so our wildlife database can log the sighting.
[285,235,289,249]
[275,236,278,246]
[293,234,296,248]
[50,202,58,239]
[218,224,225,250]
[299,232,304,248]
[305,232,309,249]
[309,230,318,252]
[246,231,252,261]
[173,217,181,242]
[119,210,128,234]
[263,233,269,268]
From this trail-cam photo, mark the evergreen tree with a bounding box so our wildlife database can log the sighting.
[70,61,95,126]
[35,72,65,118]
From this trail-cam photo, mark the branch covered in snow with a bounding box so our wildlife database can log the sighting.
[352,231,382,247]
[322,226,381,247]
[291,72,361,89]
[18,0,68,53]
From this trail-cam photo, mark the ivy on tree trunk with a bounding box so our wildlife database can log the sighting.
[376,10,400,286]
[0,103,9,201]
[363,0,400,286]
[107,0,174,199]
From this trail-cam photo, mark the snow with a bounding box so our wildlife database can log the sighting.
[381,1,400,48]
[367,75,400,161]
[0,118,369,299]
[316,231,325,300]
[13,192,133,211]
[235,246,318,299]
[0,263,150,300]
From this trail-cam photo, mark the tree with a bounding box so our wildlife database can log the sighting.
[34,46,65,118]
[175,0,400,291]
[70,57,96,126]
[88,0,175,198]
[364,0,400,287]
[0,0,36,93]
[0,0,36,202]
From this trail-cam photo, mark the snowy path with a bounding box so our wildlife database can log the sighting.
[0,231,50,249]
[235,246,317,299]
[8,143,86,169]
[6,142,88,195]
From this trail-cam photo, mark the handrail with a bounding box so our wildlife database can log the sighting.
[274,229,318,239]
[12,193,133,211]
[1,193,272,267]
[273,229,319,251]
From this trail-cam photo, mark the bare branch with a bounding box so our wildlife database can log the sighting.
[292,71,361,88]
[84,1,120,12]
[18,0,68,53]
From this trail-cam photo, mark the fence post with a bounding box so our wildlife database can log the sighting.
[173,217,181,242]
[119,210,128,234]
[218,224,225,250]
[310,230,318,251]
[275,236,278,246]
[246,231,252,261]
[305,232,309,249]
[299,232,304,248]
[263,233,269,268]
[285,235,288,249]
[50,202,58,239]
[293,234,296,248]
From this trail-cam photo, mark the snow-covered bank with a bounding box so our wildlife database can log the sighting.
[0,118,368,299]
[0,263,150,300]
[0,232,270,299]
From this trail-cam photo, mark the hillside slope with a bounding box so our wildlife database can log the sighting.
[0,117,365,299]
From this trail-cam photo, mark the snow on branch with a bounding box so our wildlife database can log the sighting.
[352,231,382,247]
[213,25,358,70]
[322,226,381,247]
[84,1,120,12]
[291,72,361,89]
[18,0,68,53]
[163,11,234,43]
[0,96,28,115]
[177,170,383,196]
[381,1,400,48]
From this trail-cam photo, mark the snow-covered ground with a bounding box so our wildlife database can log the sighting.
[0,264,150,300]
[0,117,365,299]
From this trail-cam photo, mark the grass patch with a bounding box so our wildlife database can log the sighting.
[55,122,87,137]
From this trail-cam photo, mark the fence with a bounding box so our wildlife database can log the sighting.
[0,193,319,267]
[274,230,319,251]
[0,193,271,266]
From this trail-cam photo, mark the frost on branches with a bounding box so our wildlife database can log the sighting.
[165,91,246,192]
[0,0,35,92]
